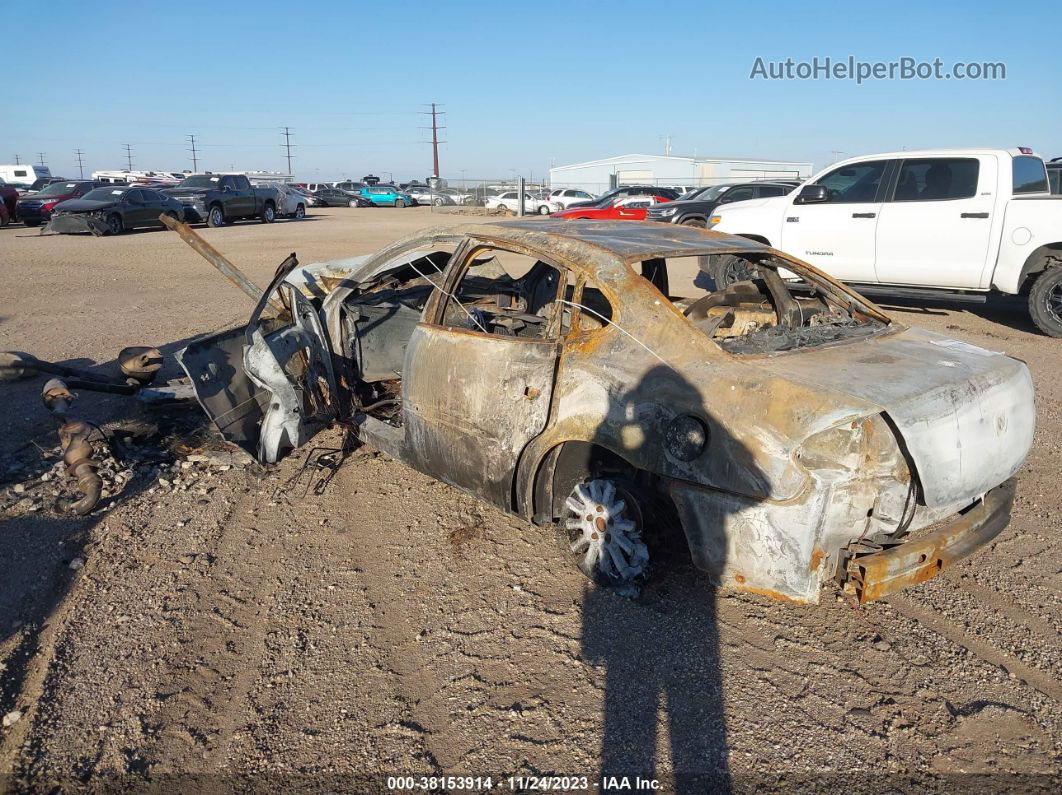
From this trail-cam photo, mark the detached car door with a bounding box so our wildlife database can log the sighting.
[403,240,565,508]
[780,159,890,283]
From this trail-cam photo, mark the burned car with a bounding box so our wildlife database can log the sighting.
[178,221,1035,603]
[46,186,185,235]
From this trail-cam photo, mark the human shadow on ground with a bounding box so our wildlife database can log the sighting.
[573,364,767,793]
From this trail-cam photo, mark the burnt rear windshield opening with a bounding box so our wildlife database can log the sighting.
[636,251,887,354]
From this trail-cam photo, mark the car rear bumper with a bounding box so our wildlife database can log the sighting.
[841,479,1015,603]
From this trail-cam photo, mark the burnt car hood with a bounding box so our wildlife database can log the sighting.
[53,199,115,213]
[750,327,1035,508]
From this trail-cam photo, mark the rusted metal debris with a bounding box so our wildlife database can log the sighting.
[159,214,286,314]
[42,379,103,516]
[4,345,194,515]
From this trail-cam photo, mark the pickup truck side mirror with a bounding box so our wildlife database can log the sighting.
[794,184,829,204]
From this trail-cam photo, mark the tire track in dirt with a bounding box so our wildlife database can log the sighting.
[886,594,1062,703]
[125,485,291,775]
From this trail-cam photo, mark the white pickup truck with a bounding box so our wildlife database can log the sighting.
[707,148,1062,336]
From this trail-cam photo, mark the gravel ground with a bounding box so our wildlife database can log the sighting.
[0,208,1059,792]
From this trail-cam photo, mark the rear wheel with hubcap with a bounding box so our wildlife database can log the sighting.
[1028,266,1062,338]
[294,204,305,219]
[260,203,275,223]
[564,479,649,593]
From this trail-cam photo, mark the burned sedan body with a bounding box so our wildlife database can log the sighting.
[178,221,1035,604]
[46,186,185,235]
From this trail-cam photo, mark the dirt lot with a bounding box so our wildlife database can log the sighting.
[0,208,1059,792]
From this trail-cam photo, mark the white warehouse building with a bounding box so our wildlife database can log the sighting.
[549,153,814,194]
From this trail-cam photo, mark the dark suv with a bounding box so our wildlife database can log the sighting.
[566,185,680,209]
[644,181,795,227]
[16,180,102,227]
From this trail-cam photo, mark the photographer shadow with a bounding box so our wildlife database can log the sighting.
[578,364,765,793]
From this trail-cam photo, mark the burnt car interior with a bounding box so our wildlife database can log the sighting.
[269,239,888,444]
[339,244,616,426]
[639,253,887,354]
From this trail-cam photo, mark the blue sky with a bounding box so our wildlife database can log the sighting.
[4,0,1059,181]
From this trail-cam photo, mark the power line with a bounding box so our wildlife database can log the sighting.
[281,127,295,175]
[419,103,446,178]
[123,143,134,171]
[187,134,198,171]
[74,149,85,179]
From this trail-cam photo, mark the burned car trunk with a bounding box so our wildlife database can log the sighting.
[177,220,1035,605]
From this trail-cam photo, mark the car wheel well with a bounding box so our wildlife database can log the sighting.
[1017,244,1062,294]
[737,233,771,246]
[532,441,644,523]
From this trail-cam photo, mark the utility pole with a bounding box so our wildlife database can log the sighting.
[187,134,199,171]
[13,154,20,165]
[123,144,134,171]
[74,149,85,179]
[37,153,47,167]
[281,127,295,176]
[661,135,672,157]
[419,103,446,178]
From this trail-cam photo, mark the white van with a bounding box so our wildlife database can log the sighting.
[0,164,52,188]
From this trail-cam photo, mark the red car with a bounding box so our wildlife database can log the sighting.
[0,183,18,226]
[15,180,101,227]
[552,194,672,221]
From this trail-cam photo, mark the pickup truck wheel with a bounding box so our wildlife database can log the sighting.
[294,204,306,219]
[260,203,275,223]
[1028,267,1062,337]
[681,217,707,228]
[206,205,225,228]
[394,199,405,208]
[562,478,649,595]
[709,254,756,288]
[106,213,123,236]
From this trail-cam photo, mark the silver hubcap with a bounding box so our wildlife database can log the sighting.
[211,209,221,225]
[566,480,648,583]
